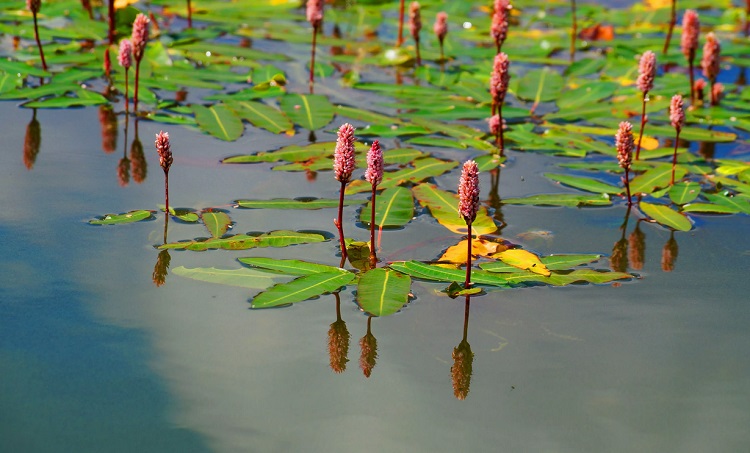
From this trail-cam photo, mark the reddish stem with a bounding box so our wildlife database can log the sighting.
[662,0,676,55]
[688,52,695,105]
[624,167,632,206]
[108,0,115,45]
[570,0,577,62]
[187,0,192,28]
[163,171,169,244]
[134,59,141,114]
[124,69,129,113]
[32,13,47,71]
[465,222,473,289]
[635,93,648,160]
[336,181,348,268]
[497,105,505,157]
[397,0,405,47]
[671,129,681,185]
[709,80,717,106]
[369,185,378,268]
[309,24,318,94]
[415,38,421,66]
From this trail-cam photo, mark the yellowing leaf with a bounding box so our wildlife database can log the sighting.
[639,135,659,151]
[114,0,140,9]
[644,0,671,9]
[494,249,551,277]
[439,238,509,264]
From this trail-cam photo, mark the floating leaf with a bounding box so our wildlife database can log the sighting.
[172,266,279,289]
[439,238,509,264]
[668,182,701,205]
[356,268,411,316]
[159,205,200,222]
[388,261,510,287]
[201,211,232,238]
[630,164,687,195]
[411,183,498,235]
[223,141,339,164]
[360,186,414,227]
[227,100,293,134]
[239,258,342,276]
[495,249,551,277]
[89,210,153,225]
[514,67,564,106]
[681,203,740,214]
[405,136,467,149]
[192,104,244,141]
[703,193,750,215]
[544,173,622,194]
[502,193,611,207]
[159,230,325,251]
[251,270,355,308]
[502,269,632,286]
[481,254,602,272]
[640,202,692,231]
[236,198,364,210]
[345,158,457,194]
[443,282,483,298]
[279,93,334,131]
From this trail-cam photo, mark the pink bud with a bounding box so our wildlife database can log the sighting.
[155,130,173,172]
[306,0,323,29]
[615,121,634,169]
[636,51,656,94]
[491,0,510,48]
[26,0,40,14]
[669,94,685,131]
[409,2,422,42]
[458,160,480,224]
[131,13,150,63]
[334,123,356,184]
[433,12,448,44]
[490,52,510,106]
[365,140,383,187]
[701,32,720,83]
[118,39,132,69]
[680,10,699,60]
[488,115,501,135]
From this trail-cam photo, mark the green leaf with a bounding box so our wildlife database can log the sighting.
[236,198,365,210]
[239,258,342,276]
[502,193,611,207]
[544,173,622,194]
[279,93,334,131]
[443,282,483,298]
[703,193,750,214]
[172,266,279,289]
[201,211,232,238]
[514,67,564,105]
[336,105,400,126]
[556,81,619,110]
[405,136,467,149]
[223,141,339,164]
[227,100,293,134]
[360,187,414,227]
[251,270,355,308]
[356,268,411,317]
[481,254,602,272]
[682,203,740,214]
[24,90,108,108]
[89,210,153,225]
[192,103,244,141]
[388,261,510,287]
[345,158,458,194]
[668,182,701,205]
[159,230,325,251]
[411,183,498,235]
[630,165,687,195]
[640,202,692,231]
[158,205,200,222]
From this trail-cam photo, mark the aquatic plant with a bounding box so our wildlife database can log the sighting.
[359,317,377,378]
[662,0,676,55]
[333,123,356,268]
[409,2,422,66]
[451,298,473,400]
[616,121,634,205]
[23,110,40,170]
[570,0,577,61]
[634,50,656,161]
[491,0,510,54]
[306,0,324,93]
[108,0,115,45]
[117,39,132,113]
[365,140,383,268]
[26,0,46,71]
[433,12,448,61]
[458,160,479,289]
[155,131,173,217]
[701,32,721,106]
[681,10,700,104]
[328,292,350,373]
[669,94,685,185]
[131,14,150,114]
[490,52,510,154]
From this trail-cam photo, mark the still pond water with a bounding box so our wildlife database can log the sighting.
[1,2,749,452]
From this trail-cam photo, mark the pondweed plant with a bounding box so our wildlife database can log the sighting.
[364,140,383,269]
[669,95,685,185]
[458,160,480,289]
[333,123,356,268]
[306,0,323,93]
[490,52,510,154]
[409,2,422,66]
[433,12,448,62]
[702,32,721,106]
[634,50,656,161]
[117,39,132,113]
[680,10,700,104]
[616,121,634,206]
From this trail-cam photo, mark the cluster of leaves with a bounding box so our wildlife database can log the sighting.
[10,0,750,311]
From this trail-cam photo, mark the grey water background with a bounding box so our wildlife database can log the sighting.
[2,4,750,453]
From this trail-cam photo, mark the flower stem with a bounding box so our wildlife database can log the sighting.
[369,185,378,269]
[32,12,47,71]
[124,69,129,113]
[635,93,648,160]
[497,105,505,156]
[309,24,318,94]
[187,0,192,28]
[465,222,473,289]
[397,0,405,47]
[108,0,115,45]
[570,0,577,62]
[134,60,141,115]
[336,181,348,268]
[662,0,676,55]
[688,53,695,104]
[415,38,421,66]
[671,129,681,185]
[624,167,632,206]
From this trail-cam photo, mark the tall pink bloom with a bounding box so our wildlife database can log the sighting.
[702,32,721,105]
[458,160,480,224]
[434,12,448,45]
[616,121,634,205]
[306,0,323,29]
[26,0,40,14]
[669,95,685,131]
[491,0,510,53]
[131,14,150,63]
[118,39,132,69]
[155,131,173,172]
[409,2,422,65]
[680,10,699,60]
[636,51,656,94]
[490,52,510,108]
[365,140,383,187]
[334,123,356,184]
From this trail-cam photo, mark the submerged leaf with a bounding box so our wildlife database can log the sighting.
[251,270,355,308]
[172,266,279,289]
[159,230,325,251]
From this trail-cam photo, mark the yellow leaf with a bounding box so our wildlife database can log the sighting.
[439,238,509,264]
[114,0,140,9]
[494,249,551,277]
[639,135,659,151]
[644,0,671,10]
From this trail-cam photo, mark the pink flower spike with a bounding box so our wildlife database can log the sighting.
[334,123,356,184]
[669,95,685,131]
[488,115,501,136]
[365,140,383,187]
[131,13,150,62]
[701,32,721,83]
[306,0,323,29]
[26,0,40,14]
[680,10,699,60]
[491,0,510,50]
[490,52,510,106]
[434,12,448,44]
[118,39,132,69]
[155,130,173,172]
[409,2,422,42]
[616,121,634,169]
[458,160,480,224]
[636,50,656,94]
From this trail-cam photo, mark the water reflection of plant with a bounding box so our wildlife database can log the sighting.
[328,292,350,374]
[451,296,474,400]
[359,316,377,378]
[23,109,41,170]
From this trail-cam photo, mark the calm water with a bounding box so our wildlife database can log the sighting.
[2,6,750,453]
